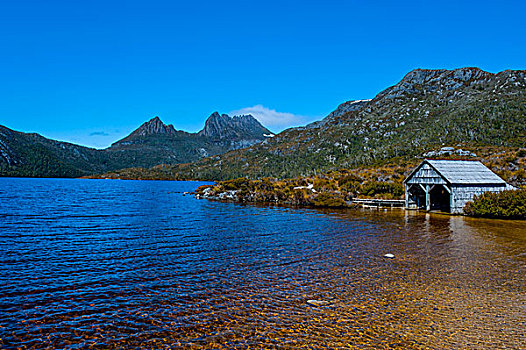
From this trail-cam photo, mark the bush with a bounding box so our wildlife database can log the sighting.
[337,175,362,194]
[291,188,311,206]
[464,190,526,219]
[313,177,338,192]
[311,193,347,208]
[360,181,404,199]
[219,177,251,191]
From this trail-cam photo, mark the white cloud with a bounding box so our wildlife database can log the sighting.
[229,105,317,132]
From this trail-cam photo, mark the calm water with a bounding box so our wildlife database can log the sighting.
[0,178,525,349]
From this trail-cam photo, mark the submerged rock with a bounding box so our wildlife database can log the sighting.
[307,299,329,306]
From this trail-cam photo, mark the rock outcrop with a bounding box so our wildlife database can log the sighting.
[125,116,178,137]
[198,112,271,141]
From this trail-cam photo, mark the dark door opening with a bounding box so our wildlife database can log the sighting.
[408,185,426,209]
[430,185,450,212]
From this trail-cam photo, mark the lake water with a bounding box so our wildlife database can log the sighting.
[0,178,525,349]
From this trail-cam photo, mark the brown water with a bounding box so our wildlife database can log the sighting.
[1,179,525,349]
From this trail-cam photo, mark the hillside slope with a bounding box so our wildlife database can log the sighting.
[0,113,272,177]
[0,126,109,177]
[158,67,525,180]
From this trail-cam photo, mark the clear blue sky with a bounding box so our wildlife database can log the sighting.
[1,0,524,148]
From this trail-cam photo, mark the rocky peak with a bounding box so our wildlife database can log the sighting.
[401,67,486,84]
[371,67,520,103]
[198,112,271,140]
[299,67,526,134]
[111,116,180,147]
[129,116,177,137]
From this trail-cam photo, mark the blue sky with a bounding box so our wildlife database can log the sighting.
[0,0,524,148]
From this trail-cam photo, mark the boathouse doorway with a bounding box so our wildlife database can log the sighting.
[429,185,450,212]
[405,184,451,212]
[407,185,426,209]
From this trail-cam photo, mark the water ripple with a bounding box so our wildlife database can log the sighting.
[0,178,525,349]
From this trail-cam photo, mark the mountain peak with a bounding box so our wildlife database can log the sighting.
[130,116,177,137]
[198,112,271,140]
[111,116,178,146]
[401,67,487,85]
[373,67,495,101]
[207,111,230,121]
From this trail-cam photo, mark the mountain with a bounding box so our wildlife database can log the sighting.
[0,125,110,178]
[105,116,223,168]
[105,113,271,168]
[0,113,272,177]
[198,112,273,143]
[127,67,525,180]
[3,67,525,180]
[119,116,179,139]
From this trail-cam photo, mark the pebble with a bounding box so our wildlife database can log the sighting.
[307,300,329,306]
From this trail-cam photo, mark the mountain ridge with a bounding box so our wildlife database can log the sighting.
[115,116,180,143]
[198,112,272,141]
[106,67,525,181]
[0,112,272,177]
[2,67,524,180]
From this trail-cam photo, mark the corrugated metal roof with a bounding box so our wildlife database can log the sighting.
[426,160,506,185]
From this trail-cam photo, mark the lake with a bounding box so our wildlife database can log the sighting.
[0,178,525,349]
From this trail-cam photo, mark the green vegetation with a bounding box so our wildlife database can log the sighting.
[464,190,526,219]
[194,166,409,208]
[360,181,404,199]
[311,193,347,208]
[91,145,526,191]
[0,127,111,178]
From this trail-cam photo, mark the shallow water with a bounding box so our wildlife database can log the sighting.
[0,178,525,349]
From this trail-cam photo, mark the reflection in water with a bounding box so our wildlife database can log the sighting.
[0,179,525,349]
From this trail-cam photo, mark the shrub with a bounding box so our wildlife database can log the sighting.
[337,174,362,194]
[313,177,338,192]
[360,181,404,199]
[311,193,347,208]
[219,177,251,191]
[464,190,526,219]
[291,188,311,206]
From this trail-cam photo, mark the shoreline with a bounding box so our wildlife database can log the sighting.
[2,175,524,220]
[194,182,526,221]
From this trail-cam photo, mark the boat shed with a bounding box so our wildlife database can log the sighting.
[404,159,514,214]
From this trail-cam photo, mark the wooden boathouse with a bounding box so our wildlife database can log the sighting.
[404,159,514,214]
